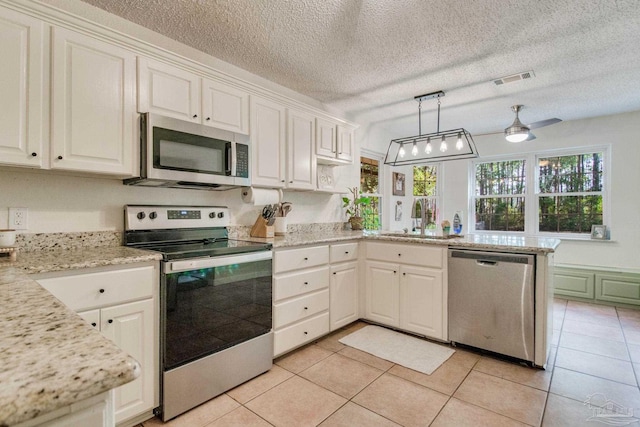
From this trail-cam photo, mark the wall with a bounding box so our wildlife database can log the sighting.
[378,110,640,270]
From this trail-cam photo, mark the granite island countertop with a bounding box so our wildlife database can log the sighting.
[243,230,561,253]
[0,246,162,427]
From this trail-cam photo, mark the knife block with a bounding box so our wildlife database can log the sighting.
[250,215,274,238]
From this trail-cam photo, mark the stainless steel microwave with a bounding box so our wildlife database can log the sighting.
[124,113,250,190]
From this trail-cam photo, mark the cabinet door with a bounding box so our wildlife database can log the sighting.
[51,27,135,175]
[364,261,399,327]
[137,56,200,122]
[315,118,337,159]
[286,108,316,190]
[400,265,444,339]
[101,299,154,424]
[250,96,286,187]
[336,124,354,163]
[202,79,249,134]
[0,7,45,167]
[330,262,359,331]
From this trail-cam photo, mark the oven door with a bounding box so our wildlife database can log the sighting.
[161,250,272,371]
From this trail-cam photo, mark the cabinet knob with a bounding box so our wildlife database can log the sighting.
[281,180,285,183]
[398,253,402,257]
[403,272,406,276]
[31,152,37,157]
[393,270,397,274]
[304,307,308,310]
[206,117,211,121]
[304,331,308,335]
[99,289,105,293]
[289,181,293,183]
[333,272,336,275]
[57,155,63,160]
[345,251,349,254]
[193,114,198,118]
[108,319,113,324]
[91,322,97,327]
[304,281,309,285]
[304,257,308,261]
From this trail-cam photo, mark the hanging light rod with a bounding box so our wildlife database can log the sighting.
[384,90,479,166]
[414,91,445,102]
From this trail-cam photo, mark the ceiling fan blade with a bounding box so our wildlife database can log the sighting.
[526,132,537,141]
[527,118,562,130]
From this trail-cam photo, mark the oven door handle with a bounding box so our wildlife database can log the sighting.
[165,250,272,273]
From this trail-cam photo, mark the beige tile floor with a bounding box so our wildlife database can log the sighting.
[139,299,640,426]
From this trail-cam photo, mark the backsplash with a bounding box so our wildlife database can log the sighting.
[15,231,122,252]
[15,223,349,252]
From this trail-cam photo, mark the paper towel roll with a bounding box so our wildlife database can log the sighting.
[241,187,283,205]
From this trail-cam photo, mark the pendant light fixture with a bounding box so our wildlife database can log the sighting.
[384,91,478,166]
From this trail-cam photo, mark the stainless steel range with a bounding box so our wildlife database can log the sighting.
[124,205,273,421]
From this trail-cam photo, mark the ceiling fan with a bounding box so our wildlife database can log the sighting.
[478,105,562,142]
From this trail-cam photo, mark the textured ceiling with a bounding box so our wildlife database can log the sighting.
[78,0,640,139]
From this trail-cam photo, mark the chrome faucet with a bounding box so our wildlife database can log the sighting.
[411,198,428,236]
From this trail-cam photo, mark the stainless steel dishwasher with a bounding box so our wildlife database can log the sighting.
[448,249,535,363]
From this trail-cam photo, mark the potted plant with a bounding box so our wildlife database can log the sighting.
[342,187,371,230]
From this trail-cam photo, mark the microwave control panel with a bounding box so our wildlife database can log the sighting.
[235,143,249,178]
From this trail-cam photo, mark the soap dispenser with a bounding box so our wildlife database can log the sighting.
[453,211,463,235]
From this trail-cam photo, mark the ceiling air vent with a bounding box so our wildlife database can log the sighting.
[493,70,535,86]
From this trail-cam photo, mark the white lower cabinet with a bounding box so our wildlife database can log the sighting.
[273,245,330,357]
[35,263,158,426]
[14,392,113,427]
[330,261,359,331]
[364,242,447,340]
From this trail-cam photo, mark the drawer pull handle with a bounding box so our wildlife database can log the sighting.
[99,289,105,294]
[107,319,113,324]
[91,322,97,327]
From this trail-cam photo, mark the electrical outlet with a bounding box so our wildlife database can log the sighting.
[9,207,28,230]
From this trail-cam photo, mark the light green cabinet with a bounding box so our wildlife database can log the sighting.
[554,265,640,306]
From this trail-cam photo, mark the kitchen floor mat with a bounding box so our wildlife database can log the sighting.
[338,325,454,375]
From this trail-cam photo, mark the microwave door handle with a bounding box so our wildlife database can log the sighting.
[229,142,236,177]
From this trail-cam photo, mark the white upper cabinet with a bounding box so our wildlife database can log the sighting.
[315,118,354,165]
[337,124,355,163]
[51,27,136,176]
[202,79,249,134]
[137,57,200,122]
[0,7,45,168]
[287,108,316,190]
[251,95,286,188]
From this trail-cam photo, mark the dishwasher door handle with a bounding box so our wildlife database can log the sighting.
[476,260,498,266]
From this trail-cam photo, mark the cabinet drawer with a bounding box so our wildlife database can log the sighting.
[330,242,358,263]
[273,266,329,301]
[274,245,329,273]
[37,266,155,311]
[274,312,329,357]
[366,242,443,268]
[274,289,329,328]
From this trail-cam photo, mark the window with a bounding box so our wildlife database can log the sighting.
[537,152,604,233]
[360,156,382,230]
[474,160,526,231]
[471,148,608,236]
[413,164,440,228]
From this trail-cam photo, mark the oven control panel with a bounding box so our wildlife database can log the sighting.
[125,205,230,230]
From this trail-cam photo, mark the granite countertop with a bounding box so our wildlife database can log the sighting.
[0,246,161,427]
[244,230,560,253]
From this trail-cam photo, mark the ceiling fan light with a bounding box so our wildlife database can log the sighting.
[504,104,530,143]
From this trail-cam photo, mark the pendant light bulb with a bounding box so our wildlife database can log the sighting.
[411,141,418,156]
[456,133,463,150]
[399,143,406,158]
[425,137,432,154]
[439,135,447,152]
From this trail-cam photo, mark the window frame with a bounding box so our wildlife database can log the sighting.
[469,146,610,239]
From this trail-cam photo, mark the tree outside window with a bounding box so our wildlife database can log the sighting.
[474,160,526,232]
[360,156,381,230]
[538,152,604,233]
[413,165,440,229]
